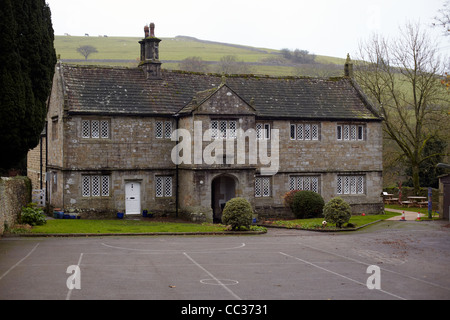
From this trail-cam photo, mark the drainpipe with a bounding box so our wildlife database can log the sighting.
[175,115,179,218]
[45,121,48,204]
[40,133,43,190]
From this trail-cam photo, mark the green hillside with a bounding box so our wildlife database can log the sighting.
[54,35,346,77]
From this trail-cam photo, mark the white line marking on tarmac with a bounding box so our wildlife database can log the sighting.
[279,251,406,300]
[183,252,242,300]
[66,253,84,300]
[101,242,245,253]
[0,243,39,281]
[297,241,450,292]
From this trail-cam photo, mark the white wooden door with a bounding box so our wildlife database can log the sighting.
[125,182,141,215]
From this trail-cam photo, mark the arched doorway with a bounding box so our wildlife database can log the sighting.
[211,175,236,223]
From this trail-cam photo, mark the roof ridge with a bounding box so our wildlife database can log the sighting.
[62,63,137,71]
[163,68,345,82]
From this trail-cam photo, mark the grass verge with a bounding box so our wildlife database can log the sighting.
[7,219,267,235]
[261,212,399,231]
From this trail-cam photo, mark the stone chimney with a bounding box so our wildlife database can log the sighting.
[344,53,353,78]
[139,22,162,79]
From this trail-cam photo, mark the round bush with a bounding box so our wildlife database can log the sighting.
[323,197,351,228]
[222,197,253,231]
[20,204,47,226]
[291,191,324,219]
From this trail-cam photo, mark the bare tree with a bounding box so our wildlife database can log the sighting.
[354,22,449,194]
[178,56,209,73]
[76,45,98,60]
[433,0,450,36]
[216,55,253,75]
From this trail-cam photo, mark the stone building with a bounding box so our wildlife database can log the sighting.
[28,24,384,221]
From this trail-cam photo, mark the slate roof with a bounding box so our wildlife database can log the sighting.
[61,64,381,121]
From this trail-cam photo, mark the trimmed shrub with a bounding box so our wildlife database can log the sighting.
[283,190,299,212]
[323,197,351,228]
[291,191,324,219]
[222,197,253,231]
[20,203,47,226]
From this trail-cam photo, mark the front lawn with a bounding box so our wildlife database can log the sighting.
[262,212,399,231]
[12,219,250,235]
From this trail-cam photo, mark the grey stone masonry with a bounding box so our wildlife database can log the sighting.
[29,25,383,220]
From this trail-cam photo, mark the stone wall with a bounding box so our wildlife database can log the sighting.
[26,136,46,191]
[0,177,31,235]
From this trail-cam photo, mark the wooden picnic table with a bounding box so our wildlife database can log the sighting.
[382,192,394,204]
[406,196,428,208]
[385,198,399,204]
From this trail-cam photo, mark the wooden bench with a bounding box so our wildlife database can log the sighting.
[418,201,428,208]
[401,201,413,207]
[386,198,399,204]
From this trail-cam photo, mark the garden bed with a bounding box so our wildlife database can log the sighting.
[259,213,398,232]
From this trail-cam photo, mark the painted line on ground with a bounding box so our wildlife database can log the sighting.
[279,251,406,300]
[183,252,242,300]
[0,243,40,281]
[66,253,83,300]
[101,242,245,253]
[297,241,450,292]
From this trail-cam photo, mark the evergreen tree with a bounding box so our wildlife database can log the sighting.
[0,0,56,170]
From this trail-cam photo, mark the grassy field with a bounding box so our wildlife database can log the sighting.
[54,35,345,76]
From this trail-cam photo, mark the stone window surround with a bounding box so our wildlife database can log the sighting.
[290,122,320,141]
[155,175,173,198]
[255,176,271,198]
[289,175,320,194]
[256,122,271,140]
[337,174,365,195]
[210,119,238,140]
[155,120,173,139]
[336,123,365,141]
[81,118,110,140]
[81,174,110,197]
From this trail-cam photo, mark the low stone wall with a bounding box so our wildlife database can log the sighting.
[0,176,31,235]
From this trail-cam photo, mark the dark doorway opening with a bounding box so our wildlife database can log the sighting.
[211,175,236,223]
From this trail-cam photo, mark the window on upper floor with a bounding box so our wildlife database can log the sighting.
[290,123,320,141]
[52,117,58,140]
[337,124,365,141]
[82,119,110,139]
[211,120,237,140]
[155,120,172,139]
[256,123,271,140]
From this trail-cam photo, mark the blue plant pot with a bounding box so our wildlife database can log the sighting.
[117,212,124,219]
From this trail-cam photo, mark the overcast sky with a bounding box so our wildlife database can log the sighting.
[46,0,448,58]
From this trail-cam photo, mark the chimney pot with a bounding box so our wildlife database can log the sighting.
[144,25,149,38]
[150,23,155,37]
